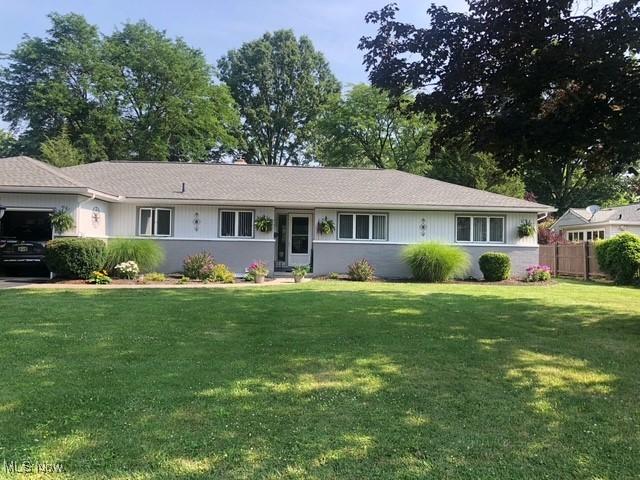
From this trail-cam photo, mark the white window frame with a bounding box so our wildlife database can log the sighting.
[138,207,172,237]
[455,215,505,244]
[568,229,605,242]
[337,212,388,241]
[219,210,254,238]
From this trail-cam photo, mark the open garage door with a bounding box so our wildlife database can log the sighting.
[0,210,52,276]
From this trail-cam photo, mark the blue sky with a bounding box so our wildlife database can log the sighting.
[0,0,469,86]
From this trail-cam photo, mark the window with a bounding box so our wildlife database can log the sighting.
[568,229,605,242]
[456,215,504,243]
[138,208,172,236]
[338,213,387,241]
[219,210,254,238]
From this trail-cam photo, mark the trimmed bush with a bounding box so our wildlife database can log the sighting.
[347,258,375,281]
[478,252,511,281]
[105,239,165,273]
[44,238,106,279]
[183,252,215,280]
[596,233,640,284]
[403,242,470,282]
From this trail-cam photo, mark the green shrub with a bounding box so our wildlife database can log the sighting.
[45,238,106,279]
[347,259,375,281]
[209,264,235,283]
[596,233,640,284]
[402,242,470,282]
[478,252,511,281]
[145,272,166,282]
[183,252,215,280]
[328,272,340,280]
[105,239,164,273]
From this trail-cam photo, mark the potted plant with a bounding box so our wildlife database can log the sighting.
[50,207,75,234]
[292,265,309,283]
[247,260,269,283]
[317,216,336,236]
[518,220,536,238]
[254,215,273,233]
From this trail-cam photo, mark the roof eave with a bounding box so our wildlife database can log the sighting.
[0,185,120,202]
[116,196,553,212]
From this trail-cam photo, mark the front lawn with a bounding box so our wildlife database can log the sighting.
[0,280,638,479]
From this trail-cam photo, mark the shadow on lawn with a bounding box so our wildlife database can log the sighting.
[1,286,639,478]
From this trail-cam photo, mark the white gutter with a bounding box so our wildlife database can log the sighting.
[0,186,120,202]
[116,197,554,213]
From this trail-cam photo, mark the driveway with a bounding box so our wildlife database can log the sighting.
[0,277,49,289]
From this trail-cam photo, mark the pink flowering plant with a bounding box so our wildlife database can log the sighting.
[247,260,269,277]
[525,264,551,282]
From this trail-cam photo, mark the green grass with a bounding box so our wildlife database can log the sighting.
[0,280,639,479]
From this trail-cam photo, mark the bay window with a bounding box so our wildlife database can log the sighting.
[456,215,504,243]
[338,213,387,241]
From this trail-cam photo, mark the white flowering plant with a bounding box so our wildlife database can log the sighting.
[113,260,140,279]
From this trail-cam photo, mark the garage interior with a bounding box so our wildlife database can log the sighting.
[0,208,52,277]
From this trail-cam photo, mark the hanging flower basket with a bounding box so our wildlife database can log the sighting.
[518,220,536,238]
[50,207,75,234]
[317,216,336,235]
[254,215,273,233]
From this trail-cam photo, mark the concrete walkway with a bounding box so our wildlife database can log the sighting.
[0,277,50,289]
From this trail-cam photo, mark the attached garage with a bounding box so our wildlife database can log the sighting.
[0,208,52,276]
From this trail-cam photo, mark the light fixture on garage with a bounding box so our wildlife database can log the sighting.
[0,205,6,220]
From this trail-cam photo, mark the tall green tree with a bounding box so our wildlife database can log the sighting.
[429,141,526,198]
[313,84,435,174]
[0,13,240,162]
[360,1,640,210]
[218,30,340,165]
[0,130,18,157]
[103,21,239,161]
[0,13,107,159]
[40,126,84,166]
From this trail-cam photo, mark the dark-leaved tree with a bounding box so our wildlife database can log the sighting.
[360,1,640,211]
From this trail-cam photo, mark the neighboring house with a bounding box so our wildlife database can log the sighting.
[553,204,640,242]
[0,156,554,278]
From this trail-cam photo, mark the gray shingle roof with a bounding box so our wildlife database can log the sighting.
[60,161,552,211]
[0,156,83,188]
[569,204,640,224]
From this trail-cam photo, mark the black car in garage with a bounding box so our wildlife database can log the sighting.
[0,210,52,275]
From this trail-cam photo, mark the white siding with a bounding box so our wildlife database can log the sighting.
[313,209,538,246]
[0,192,81,236]
[107,204,275,240]
[77,198,108,238]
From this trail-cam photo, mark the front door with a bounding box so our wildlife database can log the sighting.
[288,214,311,267]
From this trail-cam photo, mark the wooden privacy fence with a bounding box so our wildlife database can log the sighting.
[539,242,605,279]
